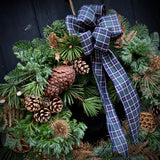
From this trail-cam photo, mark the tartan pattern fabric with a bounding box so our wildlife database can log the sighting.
[65,4,140,159]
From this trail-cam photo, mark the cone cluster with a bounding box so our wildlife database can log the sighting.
[44,65,75,98]
[24,96,63,123]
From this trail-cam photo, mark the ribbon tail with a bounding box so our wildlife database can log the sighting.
[91,50,129,158]
[102,49,140,145]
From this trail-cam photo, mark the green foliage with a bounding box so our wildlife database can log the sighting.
[0,147,26,160]
[0,38,58,100]
[58,34,83,61]
[121,37,151,72]
[82,97,102,117]
[62,74,103,117]
[146,128,160,151]
[131,24,149,39]
[108,80,120,104]
[93,140,113,159]
[150,32,160,55]
[43,20,67,38]
[4,109,87,159]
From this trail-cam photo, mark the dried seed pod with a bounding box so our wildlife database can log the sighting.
[50,119,71,138]
[140,112,157,132]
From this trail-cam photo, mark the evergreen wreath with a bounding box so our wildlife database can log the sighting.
[0,7,160,160]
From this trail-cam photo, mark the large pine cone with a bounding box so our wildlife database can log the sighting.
[24,97,41,112]
[72,58,90,75]
[34,108,51,123]
[44,65,75,98]
[49,96,63,113]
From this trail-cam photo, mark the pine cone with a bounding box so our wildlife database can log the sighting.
[50,96,63,113]
[24,97,41,112]
[149,55,160,70]
[151,105,160,126]
[41,97,51,108]
[34,108,51,123]
[151,105,160,116]
[44,65,75,98]
[72,58,90,74]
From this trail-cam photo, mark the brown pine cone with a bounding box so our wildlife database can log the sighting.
[149,55,160,70]
[151,105,160,116]
[50,96,63,113]
[24,97,41,112]
[41,97,51,108]
[44,65,75,98]
[34,108,51,123]
[72,58,90,75]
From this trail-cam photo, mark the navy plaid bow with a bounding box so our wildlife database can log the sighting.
[66,5,140,159]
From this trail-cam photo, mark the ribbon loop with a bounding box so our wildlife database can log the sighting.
[92,27,111,52]
[89,4,105,18]
[78,31,93,56]
[77,5,96,28]
[65,15,86,35]
[98,13,122,36]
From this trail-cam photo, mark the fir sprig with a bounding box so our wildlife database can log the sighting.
[121,37,152,72]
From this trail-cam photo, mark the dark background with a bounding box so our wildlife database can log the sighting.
[0,0,160,142]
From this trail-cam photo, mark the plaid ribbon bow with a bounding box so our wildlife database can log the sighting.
[66,5,140,159]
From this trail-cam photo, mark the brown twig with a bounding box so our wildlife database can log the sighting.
[70,92,85,103]
[69,0,76,16]
[0,74,34,101]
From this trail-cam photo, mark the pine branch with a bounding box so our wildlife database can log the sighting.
[43,20,67,38]
[58,34,83,61]
[82,97,103,117]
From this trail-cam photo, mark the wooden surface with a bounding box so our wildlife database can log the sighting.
[0,0,160,83]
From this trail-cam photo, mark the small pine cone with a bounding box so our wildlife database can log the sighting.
[24,97,41,112]
[50,96,63,113]
[149,55,160,70]
[41,97,51,107]
[34,108,51,123]
[72,58,90,75]
[151,105,160,116]
[44,65,75,98]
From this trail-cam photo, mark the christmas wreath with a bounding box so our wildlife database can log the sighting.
[0,4,160,160]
